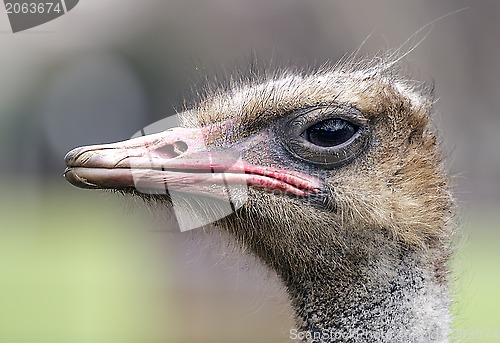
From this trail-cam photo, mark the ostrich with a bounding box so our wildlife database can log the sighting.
[64,57,453,342]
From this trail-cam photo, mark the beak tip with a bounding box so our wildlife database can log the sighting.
[63,167,100,189]
[64,147,83,166]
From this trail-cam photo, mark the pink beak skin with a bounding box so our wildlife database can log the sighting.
[63,126,322,200]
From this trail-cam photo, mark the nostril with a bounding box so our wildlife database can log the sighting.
[173,141,188,154]
[154,141,189,158]
[154,144,178,158]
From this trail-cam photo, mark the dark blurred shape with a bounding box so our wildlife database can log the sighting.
[42,52,148,162]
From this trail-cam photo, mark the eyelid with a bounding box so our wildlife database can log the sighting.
[286,105,367,138]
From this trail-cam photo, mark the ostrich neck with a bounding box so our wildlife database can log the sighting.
[220,214,451,343]
[284,241,451,343]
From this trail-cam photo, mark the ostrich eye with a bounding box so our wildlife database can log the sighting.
[302,119,358,147]
[280,106,369,167]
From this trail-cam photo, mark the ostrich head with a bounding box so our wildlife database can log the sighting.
[64,58,453,342]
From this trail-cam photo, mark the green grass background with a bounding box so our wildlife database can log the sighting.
[0,180,498,342]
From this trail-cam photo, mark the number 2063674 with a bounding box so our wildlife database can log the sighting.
[5,2,62,14]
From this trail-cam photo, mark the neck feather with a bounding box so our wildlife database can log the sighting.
[220,215,451,343]
[285,239,451,343]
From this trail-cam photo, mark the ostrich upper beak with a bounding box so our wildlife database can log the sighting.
[63,126,321,199]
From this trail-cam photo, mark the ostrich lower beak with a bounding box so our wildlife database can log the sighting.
[63,126,320,199]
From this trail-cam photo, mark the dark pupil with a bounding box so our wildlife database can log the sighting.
[304,119,358,147]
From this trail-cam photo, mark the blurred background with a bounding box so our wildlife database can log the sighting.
[0,1,499,342]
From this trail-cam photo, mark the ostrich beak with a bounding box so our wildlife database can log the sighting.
[63,126,320,199]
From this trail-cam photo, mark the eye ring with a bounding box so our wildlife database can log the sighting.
[278,106,369,168]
